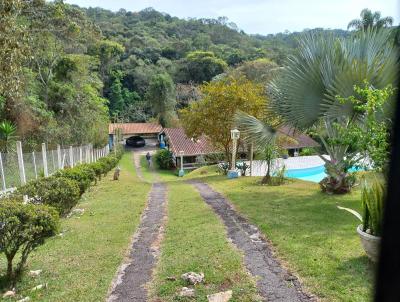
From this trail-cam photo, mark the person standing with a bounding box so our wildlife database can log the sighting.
[146,152,152,167]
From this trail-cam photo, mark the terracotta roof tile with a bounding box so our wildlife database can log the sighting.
[163,128,216,156]
[277,126,320,149]
[109,123,162,135]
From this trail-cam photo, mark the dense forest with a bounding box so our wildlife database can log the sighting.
[1,0,396,150]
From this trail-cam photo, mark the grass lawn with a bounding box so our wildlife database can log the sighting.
[199,172,374,302]
[1,152,150,301]
[149,180,260,302]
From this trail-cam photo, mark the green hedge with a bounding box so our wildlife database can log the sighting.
[1,149,122,285]
[19,176,80,216]
[0,201,59,283]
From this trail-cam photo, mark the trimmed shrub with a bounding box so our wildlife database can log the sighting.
[0,201,59,284]
[299,147,316,156]
[55,165,96,195]
[90,162,105,180]
[154,149,174,169]
[19,176,80,216]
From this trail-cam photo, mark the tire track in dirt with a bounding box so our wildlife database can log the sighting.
[107,152,167,302]
[190,180,317,302]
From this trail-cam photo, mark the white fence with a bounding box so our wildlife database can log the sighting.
[0,141,110,193]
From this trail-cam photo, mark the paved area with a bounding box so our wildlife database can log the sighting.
[190,180,316,302]
[108,153,167,302]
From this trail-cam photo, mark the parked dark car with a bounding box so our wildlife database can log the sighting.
[126,136,146,148]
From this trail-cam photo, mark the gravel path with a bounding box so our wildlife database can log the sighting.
[108,153,167,302]
[190,180,317,302]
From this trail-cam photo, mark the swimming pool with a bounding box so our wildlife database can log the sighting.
[285,165,327,182]
[285,165,362,183]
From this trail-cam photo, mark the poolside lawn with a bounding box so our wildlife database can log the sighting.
[0,153,150,301]
[203,174,374,302]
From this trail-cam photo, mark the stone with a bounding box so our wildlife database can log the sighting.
[29,269,42,277]
[31,284,46,291]
[181,272,204,285]
[207,290,233,302]
[179,287,195,297]
[3,290,15,298]
[166,276,176,281]
[18,297,30,302]
[67,208,85,218]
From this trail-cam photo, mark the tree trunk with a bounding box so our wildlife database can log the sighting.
[261,160,272,184]
[6,254,13,282]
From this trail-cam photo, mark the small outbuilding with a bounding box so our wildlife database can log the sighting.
[109,123,162,147]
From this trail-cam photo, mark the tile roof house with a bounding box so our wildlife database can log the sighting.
[161,128,217,157]
[108,123,163,148]
[161,126,320,163]
[109,123,162,136]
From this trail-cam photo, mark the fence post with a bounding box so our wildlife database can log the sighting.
[16,141,26,185]
[69,146,74,168]
[0,152,6,191]
[57,145,62,169]
[79,146,83,163]
[42,143,48,177]
[32,151,38,179]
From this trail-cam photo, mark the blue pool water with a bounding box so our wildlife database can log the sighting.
[285,165,326,182]
[285,165,361,183]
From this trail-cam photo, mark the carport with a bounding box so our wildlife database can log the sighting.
[109,123,162,148]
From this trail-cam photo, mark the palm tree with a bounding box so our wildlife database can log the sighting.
[348,8,393,31]
[236,29,398,193]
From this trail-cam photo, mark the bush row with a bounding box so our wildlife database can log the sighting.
[18,149,123,216]
[0,148,123,284]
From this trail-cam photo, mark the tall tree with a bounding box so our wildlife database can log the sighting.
[180,76,265,162]
[0,0,28,121]
[145,73,176,127]
[178,51,227,83]
[348,8,393,31]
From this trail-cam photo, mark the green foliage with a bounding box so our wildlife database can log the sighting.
[0,201,59,283]
[154,149,174,170]
[19,176,80,216]
[299,148,316,156]
[361,175,385,236]
[270,165,287,186]
[241,29,397,193]
[217,162,229,175]
[179,51,227,83]
[0,120,17,152]
[145,73,176,127]
[55,165,96,195]
[236,161,249,176]
[338,174,385,236]
[348,8,393,31]
[335,83,394,173]
[260,142,281,185]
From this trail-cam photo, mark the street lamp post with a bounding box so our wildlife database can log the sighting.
[178,150,185,177]
[228,129,240,179]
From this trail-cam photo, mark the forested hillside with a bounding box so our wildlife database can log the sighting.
[82,6,357,122]
[0,1,363,150]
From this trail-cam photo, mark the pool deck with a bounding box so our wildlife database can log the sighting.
[245,155,330,177]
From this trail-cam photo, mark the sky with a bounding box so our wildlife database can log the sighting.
[64,0,399,35]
